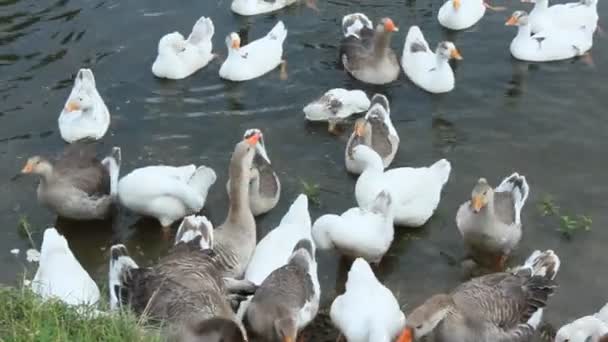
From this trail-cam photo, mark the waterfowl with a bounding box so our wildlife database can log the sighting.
[339,13,401,85]
[331,258,406,342]
[303,88,370,133]
[32,228,100,306]
[117,163,216,229]
[556,303,608,342]
[345,94,399,175]
[399,250,560,342]
[152,16,215,80]
[109,215,255,335]
[58,68,110,143]
[237,195,311,317]
[353,145,451,227]
[230,0,316,16]
[524,0,599,34]
[226,129,280,216]
[456,173,530,271]
[312,190,393,264]
[401,26,462,94]
[244,239,320,342]
[219,21,287,82]
[438,0,486,30]
[21,143,121,220]
[505,11,594,62]
[172,317,246,342]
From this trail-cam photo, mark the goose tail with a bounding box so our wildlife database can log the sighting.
[279,194,311,229]
[175,215,214,250]
[517,249,561,280]
[430,159,452,186]
[342,13,372,38]
[495,172,530,224]
[108,244,139,310]
[39,228,70,258]
[188,16,215,46]
[188,165,217,197]
[267,21,287,43]
[102,147,121,198]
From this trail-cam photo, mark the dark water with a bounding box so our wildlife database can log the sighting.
[1,0,607,337]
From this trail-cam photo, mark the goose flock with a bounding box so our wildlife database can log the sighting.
[15,0,604,341]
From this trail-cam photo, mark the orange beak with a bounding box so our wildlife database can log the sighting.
[283,337,294,342]
[450,48,463,60]
[453,0,461,10]
[354,120,366,137]
[246,132,260,145]
[21,161,34,174]
[397,327,413,342]
[505,16,518,26]
[471,195,485,212]
[65,100,80,112]
[384,18,399,32]
[231,37,241,49]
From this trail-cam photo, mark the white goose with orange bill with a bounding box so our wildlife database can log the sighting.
[524,0,599,34]
[303,88,370,133]
[555,303,608,342]
[58,68,110,143]
[438,0,486,30]
[231,0,317,16]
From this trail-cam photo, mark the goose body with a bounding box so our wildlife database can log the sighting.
[32,228,100,306]
[58,69,110,143]
[21,143,121,220]
[231,0,298,15]
[219,21,287,82]
[152,16,215,79]
[527,0,599,34]
[303,88,370,128]
[438,0,486,30]
[556,303,608,342]
[331,258,406,342]
[354,145,451,227]
[345,94,399,175]
[401,26,462,93]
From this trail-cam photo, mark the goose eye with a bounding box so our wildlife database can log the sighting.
[416,325,423,329]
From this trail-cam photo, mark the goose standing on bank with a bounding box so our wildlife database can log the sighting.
[231,0,317,16]
[220,21,287,82]
[226,129,280,216]
[152,16,215,80]
[345,94,399,175]
[524,0,599,34]
[353,145,451,227]
[331,258,406,342]
[32,228,100,306]
[340,13,401,85]
[456,173,530,271]
[398,250,560,342]
[555,303,608,342]
[438,0,486,30]
[401,26,462,93]
[21,143,121,220]
[303,88,370,133]
[244,239,320,342]
[58,68,110,143]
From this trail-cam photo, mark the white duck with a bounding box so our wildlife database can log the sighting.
[231,0,316,16]
[219,21,287,82]
[555,303,608,342]
[330,258,406,342]
[58,68,110,143]
[506,10,594,62]
[152,16,215,80]
[117,164,216,229]
[303,88,370,133]
[345,94,399,175]
[313,190,393,264]
[32,228,100,306]
[438,0,486,30]
[353,145,451,227]
[524,0,599,34]
[401,26,462,94]
[237,195,312,317]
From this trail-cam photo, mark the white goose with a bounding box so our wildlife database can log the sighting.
[32,228,100,306]
[303,88,370,133]
[506,10,594,62]
[58,68,110,143]
[525,0,599,34]
[117,164,216,229]
[353,145,451,227]
[219,21,287,82]
[231,0,316,16]
[331,258,406,342]
[438,0,486,30]
[152,16,215,80]
[401,26,462,94]
[555,303,608,342]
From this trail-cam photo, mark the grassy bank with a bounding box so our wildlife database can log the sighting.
[0,286,161,342]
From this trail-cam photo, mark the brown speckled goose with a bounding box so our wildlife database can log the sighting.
[339,13,400,85]
[399,250,560,342]
[456,173,530,271]
[21,142,121,220]
[227,129,280,217]
[345,94,400,175]
[172,317,246,342]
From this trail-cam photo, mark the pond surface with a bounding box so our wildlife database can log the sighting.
[1,0,607,338]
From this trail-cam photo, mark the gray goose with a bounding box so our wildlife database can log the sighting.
[171,317,246,342]
[399,250,560,342]
[339,13,400,85]
[21,142,121,220]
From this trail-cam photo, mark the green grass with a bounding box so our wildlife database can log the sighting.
[0,286,161,342]
[300,179,321,207]
[537,194,592,239]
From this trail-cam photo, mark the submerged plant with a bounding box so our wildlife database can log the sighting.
[300,179,321,207]
[538,195,560,217]
[17,215,36,248]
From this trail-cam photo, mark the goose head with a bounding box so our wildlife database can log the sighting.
[232,130,262,171]
[244,128,271,165]
[470,177,494,213]
[226,32,241,51]
[555,316,608,342]
[179,318,246,342]
[505,11,530,27]
[436,41,463,61]
[158,32,187,54]
[21,156,53,179]
[398,294,453,341]
[377,18,399,33]
[64,90,95,114]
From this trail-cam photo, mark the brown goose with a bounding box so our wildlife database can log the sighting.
[21,142,121,220]
[399,250,560,342]
[170,317,246,342]
[340,13,400,85]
